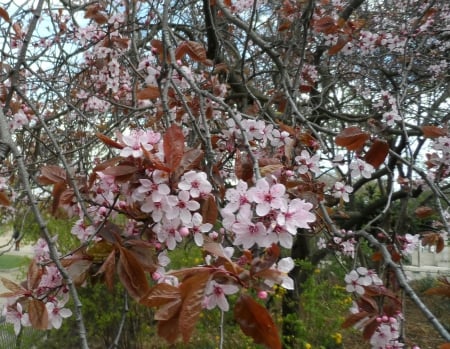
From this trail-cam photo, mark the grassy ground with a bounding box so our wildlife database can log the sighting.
[0,254,30,270]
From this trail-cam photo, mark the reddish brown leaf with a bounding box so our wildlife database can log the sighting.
[0,8,10,23]
[0,82,7,103]
[439,343,450,349]
[137,85,160,100]
[421,125,447,139]
[251,244,280,275]
[155,298,183,321]
[362,317,379,340]
[84,5,108,24]
[437,236,445,253]
[141,145,171,172]
[12,22,22,37]
[151,39,168,62]
[179,270,212,343]
[278,20,292,31]
[371,251,382,262]
[328,35,351,55]
[234,294,281,349]
[86,240,114,262]
[358,295,379,313]
[52,182,67,215]
[424,285,450,298]
[38,165,66,185]
[203,242,233,263]
[27,259,43,290]
[175,41,207,63]
[158,316,181,344]
[0,191,10,206]
[341,311,370,328]
[415,206,434,218]
[141,283,181,308]
[200,194,218,225]
[313,16,338,34]
[28,299,49,330]
[335,126,370,151]
[95,249,116,290]
[65,258,92,287]
[117,246,150,301]
[421,231,444,252]
[276,121,296,137]
[174,148,204,178]
[101,165,138,178]
[163,124,185,171]
[260,164,284,177]
[124,239,157,273]
[0,277,27,295]
[364,285,400,303]
[234,149,244,180]
[96,133,124,149]
[365,139,389,168]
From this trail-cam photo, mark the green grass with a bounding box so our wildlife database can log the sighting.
[0,254,30,269]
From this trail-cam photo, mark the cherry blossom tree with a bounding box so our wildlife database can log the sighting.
[0,0,449,348]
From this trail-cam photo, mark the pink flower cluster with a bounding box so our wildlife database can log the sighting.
[2,238,72,334]
[222,177,316,249]
[345,267,383,295]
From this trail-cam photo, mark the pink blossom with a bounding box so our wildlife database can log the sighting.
[185,212,213,246]
[399,233,420,255]
[224,180,251,213]
[349,158,375,179]
[39,266,62,289]
[269,223,293,248]
[344,269,371,295]
[46,300,72,329]
[295,150,321,175]
[369,321,401,348]
[247,178,287,217]
[165,190,200,224]
[264,257,295,290]
[9,109,29,131]
[178,171,212,198]
[332,181,353,202]
[233,206,269,249]
[154,217,182,250]
[276,257,295,290]
[141,195,169,222]
[204,280,239,311]
[135,176,170,203]
[71,219,96,242]
[383,109,402,126]
[4,303,30,335]
[317,237,327,249]
[241,119,266,141]
[118,129,161,158]
[277,198,316,234]
[34,238,50,261]
[269,128,291,147]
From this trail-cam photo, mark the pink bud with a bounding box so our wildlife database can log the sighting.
[257,291,268,300]
[285,170,294,177]
[382,315,389,322]
[152,272,161,281]
[179,227,190,237]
